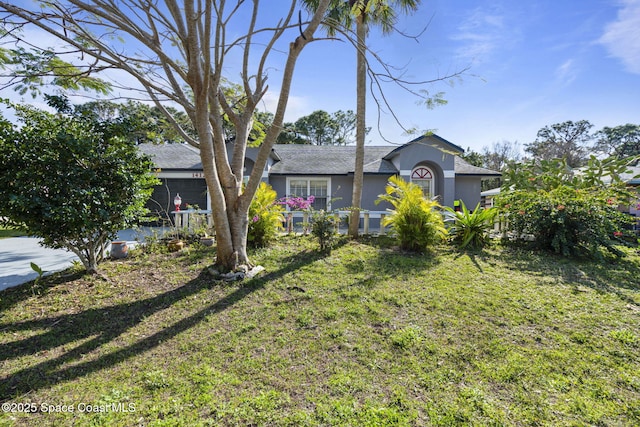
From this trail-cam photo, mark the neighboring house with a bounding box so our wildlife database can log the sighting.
[139,134,501,221]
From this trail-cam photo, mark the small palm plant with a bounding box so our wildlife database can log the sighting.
[375,175,447,252]
[444,201,498,249]
[248,182,285,248]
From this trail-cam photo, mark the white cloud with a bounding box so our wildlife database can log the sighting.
[599,0,640,74]
[555,59,577,86]
[451,7,508,62]
[260,90,310,122]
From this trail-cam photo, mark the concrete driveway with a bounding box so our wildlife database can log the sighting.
[0,237,78,291]
[0,229,156,292]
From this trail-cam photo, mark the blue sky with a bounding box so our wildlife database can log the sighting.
[278,0,640,153]
[2,0,638,155]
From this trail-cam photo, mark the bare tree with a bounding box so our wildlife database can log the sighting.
[482,140,521,171]
[0,0,331,271]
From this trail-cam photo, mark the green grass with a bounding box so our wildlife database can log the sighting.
[0,225,27,239]
[1,236,639,426]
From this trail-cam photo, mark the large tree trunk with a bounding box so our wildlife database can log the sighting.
[202,2,332,272]
[349,14,367,237]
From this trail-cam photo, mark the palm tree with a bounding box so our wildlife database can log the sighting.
[303,0,420,237]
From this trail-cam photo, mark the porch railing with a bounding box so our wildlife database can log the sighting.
[172,209,390,235]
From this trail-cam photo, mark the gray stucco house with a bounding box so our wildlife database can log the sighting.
[139,134,500,220]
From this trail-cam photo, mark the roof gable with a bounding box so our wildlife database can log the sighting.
[383,134,464,160]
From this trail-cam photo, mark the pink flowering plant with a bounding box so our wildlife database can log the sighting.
[278,195,316,234]
[279,195,315,211]
[279,194,339,251]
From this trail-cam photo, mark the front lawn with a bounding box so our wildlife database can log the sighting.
[0,225,27,239]
[1,236,639,426]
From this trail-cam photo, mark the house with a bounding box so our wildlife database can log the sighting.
[139,134,501,222]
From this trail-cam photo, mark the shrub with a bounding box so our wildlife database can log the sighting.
[311,210,338,252]
[444,201,498,249]
[499,156,639,259]
[0,104,157,274]
[248,182,285,248]
[375,176,447,252]
[500,185,634,258]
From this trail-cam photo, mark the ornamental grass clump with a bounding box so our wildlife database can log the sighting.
[376,176,447,252]
[247,182,284,248]
[444,201,498,249]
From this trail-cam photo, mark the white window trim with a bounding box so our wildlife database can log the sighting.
[285,176,332,210]
[410,166,435,198]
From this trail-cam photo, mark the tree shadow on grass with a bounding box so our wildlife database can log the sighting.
[0,270,86,313]
[451,247,495,274]
[368,245,442,280]
[0,248,326,400]
[501,247,640,306]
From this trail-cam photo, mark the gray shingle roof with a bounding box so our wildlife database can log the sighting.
[454,156,502,176]
[269,145,396,175]
[138,142,501,178]
[138,143,202,170]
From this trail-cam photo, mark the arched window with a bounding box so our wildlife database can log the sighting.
[411,166,434,198]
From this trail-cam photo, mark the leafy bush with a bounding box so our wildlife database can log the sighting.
[0,103,157,273]
[311,210,338,252]
[444,201,498,249]
[499,157,638,259]
[248,182,285,248]
[500,186,633,258]
[375,176,447,252]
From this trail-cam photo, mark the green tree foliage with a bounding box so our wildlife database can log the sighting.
[376,175,447,252]
[499,156,638,259]
[482,140,521,171]
[462,140,520,191]
[247,183,285,248]
[0,47,111,96]
[277,122,307,144]
[281,109,360,145]
[330,109,358,145]
[295,110,336,145]
[444,201,498,249]
[460,149,484,167]
[0,103,158,273]
[524,120,593,168]
[75,100,196,144]
[594,124,640,159]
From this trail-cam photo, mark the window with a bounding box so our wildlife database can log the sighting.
[411,166,434,198]
[287,178,330,210]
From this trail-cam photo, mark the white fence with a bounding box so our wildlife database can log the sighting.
[171,209,390,235]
